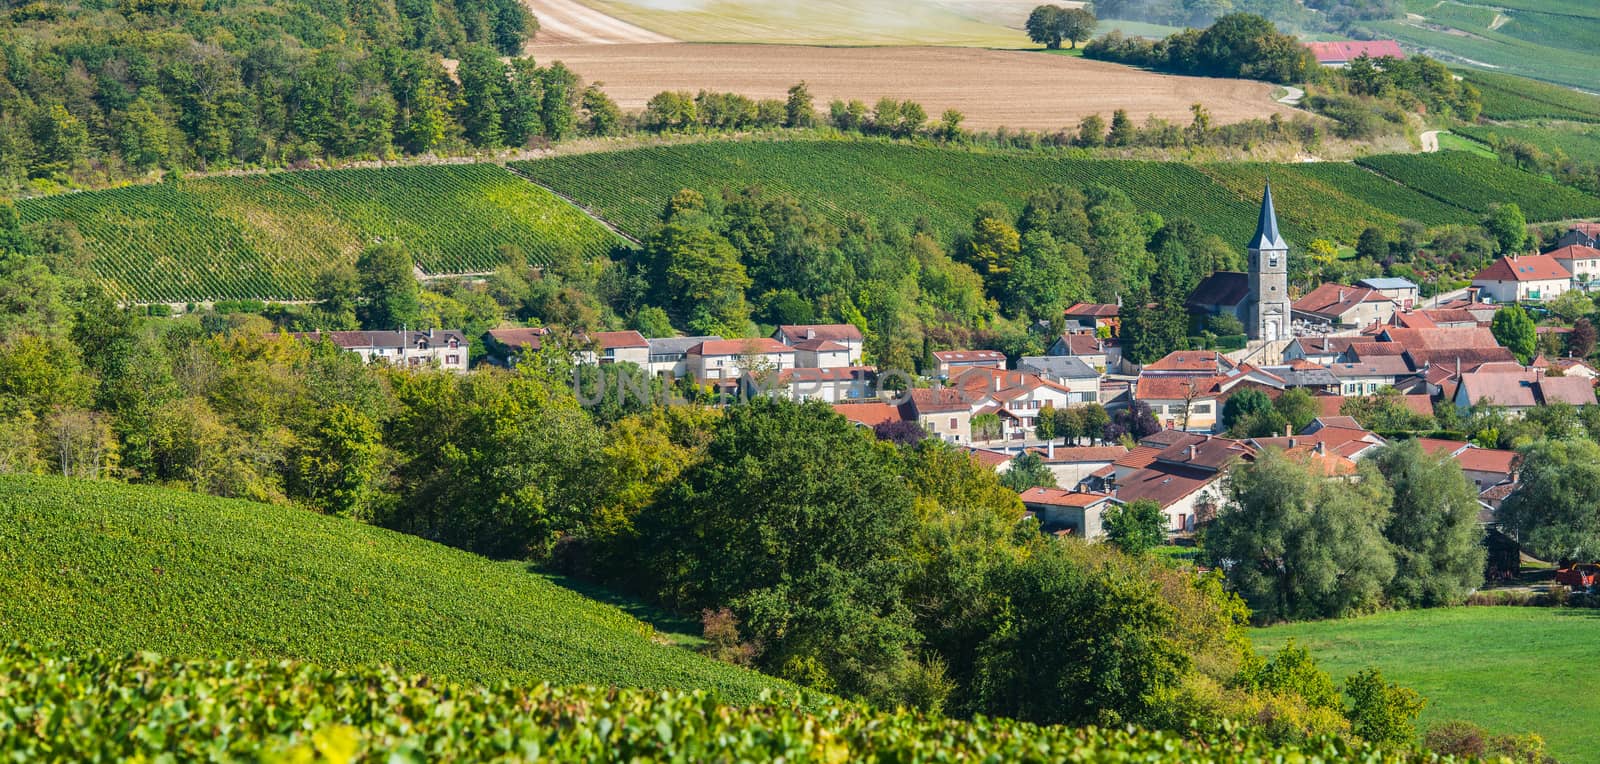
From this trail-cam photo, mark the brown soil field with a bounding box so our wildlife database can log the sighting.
[524,0,675,45]
[532,43,1297,131]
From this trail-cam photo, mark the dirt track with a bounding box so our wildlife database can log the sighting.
[532,43,1298,131]
[525,0,674,45]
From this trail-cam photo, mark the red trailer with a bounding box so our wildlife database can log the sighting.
[1554,563,1598,589]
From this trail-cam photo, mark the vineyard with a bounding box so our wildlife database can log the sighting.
[0,642,1468,762]
[0,476,787,702]
[1458,70,1600,123]
[1453,123,1600,162]
[1356,151,1600,222]
[14,165,620,303]
[512,140,1594,249]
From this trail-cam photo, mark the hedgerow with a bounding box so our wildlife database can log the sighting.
[0,643,1468,763]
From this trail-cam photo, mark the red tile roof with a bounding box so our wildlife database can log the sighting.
[590,330,648,349]
[1064,303,1119,318]
[778,324,862,342]
[1453,447,1518,475]
[690,338,795,356]
[904,387,970,414]
[1415,438,1468,456]
[485,327,550,349]
[1293,283,1389,319]
[1458,369,1598,408]
[1114,445,1165,469]
[1111,465,1219,509]
[967,448,1012,468]
[777,367,875,384]
[1144,350,1234,373]
[1056,333,1108,356]
[832,401,902,428]
[1304,39,1405,63]
[790,338,847,352]
[1315,393,1434,418]
[1379,327,1502,351]
[1136,375,1225,401]
[1018,487,1113,508]
[1546,244,1600,262]
[1473,254,1571,283]
[1030,445,1130,463]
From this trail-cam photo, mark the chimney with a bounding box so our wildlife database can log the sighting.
[1456,356,1462,379]
[805,328,816,340]
[1314,441,1325,455]
[1048,441,1056,459]
[993,375,1002,392]
[1289,437,1298,448]
[1338,288,1346,303]
[1187,444,1197,461]
[1285,422,1292,438]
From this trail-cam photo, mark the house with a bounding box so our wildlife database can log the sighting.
[1029,444,1130,488]
[1283,335,1363,365]
[575,331,649,366]
[948,367,1081,437]
[1454,446,1520,493]
[1292,283,1396,328]
[1547,244,1600,291]
[1328,356,1416,396]
[294,329,469,372]
[686,338,796,381]
[1453,367,1597,414]
[1133,365,1285,432]
[1249,425,1387,465]
[1018,487,1117,538]
[1471,254,1572,303]
[1261,361,1340,394]
[933,350,1007,377]
[1303,40,1405,66]
[1046,332,1114,370]
[1358,277,1420,310]
[1553,222,1600,250]
[1063,302,1119,332]
[751,367,876,403]
[791,338,853,369]
[482,327,550,366]
[774,324,864,364]
[898,387,973,444]
[1185,271,1252,324]
[1017,356,1101,403]
[1107,436,1255,535]
[645,335,722,378]
[1141,350,1236,376]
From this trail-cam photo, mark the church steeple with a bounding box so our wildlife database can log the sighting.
[1249,181,1287,252]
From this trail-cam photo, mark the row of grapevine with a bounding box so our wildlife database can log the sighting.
[1458,70,1600,123]
[1452,123,1600,161]
[1356,151,1600,222]
[0,474,786,702]
[0,642,1464,762]
[515,141,1564,255]
[13,165,621,303]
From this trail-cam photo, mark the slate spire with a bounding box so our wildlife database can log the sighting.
[1249,181,1287,251]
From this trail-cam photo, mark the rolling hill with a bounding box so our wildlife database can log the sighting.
[0,475,790,703]
[1376,0,1600,91]
[13,165,621,304]
[513,141,1595,248]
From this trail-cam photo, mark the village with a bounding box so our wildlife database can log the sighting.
[274,186,1600,570]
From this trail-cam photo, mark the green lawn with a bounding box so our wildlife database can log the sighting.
[1253,607,1600,763]
[0,476,792,703]
[1436,131,1496,159]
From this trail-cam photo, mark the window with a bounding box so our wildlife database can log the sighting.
[1176,513,1187,531]
[949,417,958,430]
[446,355,460,365]
[1268,255,1279,268]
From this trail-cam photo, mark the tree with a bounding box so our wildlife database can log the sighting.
[1026,5,1067,49]
[579,84,624,136]
[1222,388,1271,431]
[972,541,1190,727]
[1076,114,1106,148]
[1356,227,1388,262]
[1571,317,1597,358]
[1107,109,1136,147]
[1204,450,1396,622]
[1344,668,1426,746]
[1546,289,1594,325]
[1483,203,1530,255]
[999,451,1056,491]
[1491,304,1536,364]
[355,244,421,330]
[456,46,506,147]
[1103,499,1165,555]
[1274,388,1319,435]
[1499,438,1600,562]
[785,82,815,128]
[1060,8,1097,49]
[875,419,930,447]
[971,412,1004,441]
[1368,441,1485,607]
[634,399,921,703]
[1035,404,1058,442]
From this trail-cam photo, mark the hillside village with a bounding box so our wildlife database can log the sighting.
[277,184,1600,582]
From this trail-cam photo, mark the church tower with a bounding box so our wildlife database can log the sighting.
[1247,182,1291,342]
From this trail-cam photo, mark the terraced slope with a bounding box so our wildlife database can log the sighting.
[15,165,620,303]
[0,476,789,703]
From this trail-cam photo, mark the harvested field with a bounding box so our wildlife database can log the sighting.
[570,0,1029,47]
[534,43,1297,130]
[525,0,674,45]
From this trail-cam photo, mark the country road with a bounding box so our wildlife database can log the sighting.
[1277,85,1304,106]
[1420,130,1442,152]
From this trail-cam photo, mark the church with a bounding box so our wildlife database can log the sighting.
[1184,183,1293,342]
